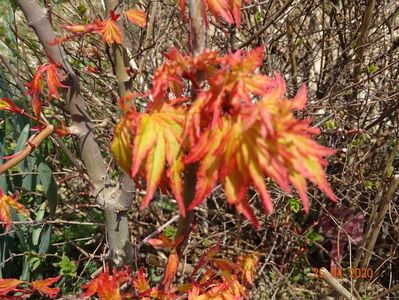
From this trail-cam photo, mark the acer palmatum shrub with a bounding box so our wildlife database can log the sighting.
[0,0,338,298]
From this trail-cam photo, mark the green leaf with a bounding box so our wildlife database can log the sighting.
[164,226,177,239]
[77,3,87,15]
[38,225,52,254]
[306,229,321,247]
[58,255,77,277]
[28,256,42,272]
[38,162,58,219]
[364,180,373,190]
[323,120,337,130]
[14,123,30,170]
[21,156,37,191]
[32,201,47,246]
[289,197,301,213]
[367,63,378,74]
[15,124,30,152]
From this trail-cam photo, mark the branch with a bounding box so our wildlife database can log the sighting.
[0,125,54,174]
[17,0,107,191]
[175,0,208,251]
[0,53,84,172]
[353,0,376,83]
[17,0,134,267]
[316,268,357,300]
[238,0,293,49]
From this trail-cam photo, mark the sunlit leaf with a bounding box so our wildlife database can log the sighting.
[147,234,175,249]
[45,63,67,100]
[31,275,61,299]
[162,248,179,291]
[133,268,150,292]
[81,268,127,300]
[0,188,29,231]
[112,103,186,216]
[0,278,23,296]
[126,9,147,28]
[101,18,123,44]
[27,64,46,103]
[0,98,23,114]
[238,253,258,285]
[206,0,234,24]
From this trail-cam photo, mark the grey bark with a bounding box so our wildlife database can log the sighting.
[17,0,134,267]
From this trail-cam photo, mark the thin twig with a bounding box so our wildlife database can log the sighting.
[0,125,54,174]
[137,214,179,249]
[313,268,357,300]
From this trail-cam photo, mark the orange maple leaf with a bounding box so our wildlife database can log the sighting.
[179,0,249,27]
[188,284,208,300]
[125,9,147,28]
[238,253,258,285]
[133,268,150,292]
[147,234,176,249]
[0,188,29,231]
[162,248,179,291]
[63,24,87,34]
[111,109,137,174]
[112,46,335,229]
[101,18,123,44]
[27,64,46,103]
[45,63,67,100]
[206,0,234,24]
[185,73,335,227]
[27,62,67,118]
[0,278,23,296]
[112,103,186,216]
[230,0,250,27]
[0,98,24,114]
[31,275,61,299]
[151,48,218,103]
[81,268,127,300]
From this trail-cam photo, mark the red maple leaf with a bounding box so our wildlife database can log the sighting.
[27,62,67,118]
[81,267,129,300]
[133,268,150,293]
[0,98,24,114]
[31,275,61,299]
[0,278,23,296]
[45,63,67,99]
[27,64,46,103]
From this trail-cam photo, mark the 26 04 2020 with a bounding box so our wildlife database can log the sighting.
[312,267,374,279]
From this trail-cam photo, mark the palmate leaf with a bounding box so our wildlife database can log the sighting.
[0,188,29,231]
[0,97,24,114]
[101,18,123,44]
[81,268,127,300]
[0,278,23,296]
[112,46,335,229]
[179,0,250,27]
[206,0,234,24]
[185,74,335,228]
[125,9,147,28]
[31,275,61,299]
[111,103,186,215]
[27,62,67,119]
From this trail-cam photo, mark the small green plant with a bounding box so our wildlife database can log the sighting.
[58,255,77,277]
[289,197,301,213]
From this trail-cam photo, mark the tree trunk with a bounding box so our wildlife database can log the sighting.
[17,0,134,268]
[175,0,207,251]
